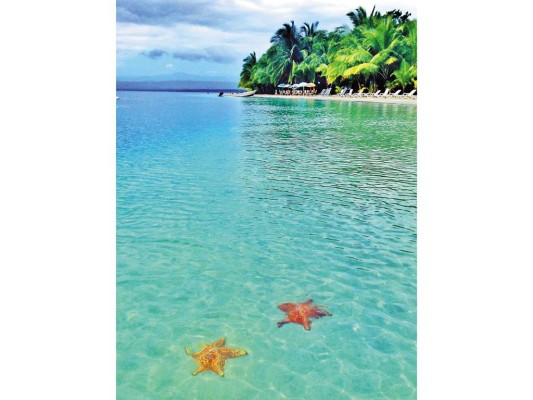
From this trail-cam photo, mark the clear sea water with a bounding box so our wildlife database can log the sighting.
[116,91,417,399]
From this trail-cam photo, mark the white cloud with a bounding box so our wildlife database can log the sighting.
[117,21,267,60]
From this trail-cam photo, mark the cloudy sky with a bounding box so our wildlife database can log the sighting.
[116,1,417,82]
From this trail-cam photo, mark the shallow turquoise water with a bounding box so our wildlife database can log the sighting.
[117,91,417,399]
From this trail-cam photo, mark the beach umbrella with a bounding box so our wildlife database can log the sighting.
[307,83,316,87]
[298,82,309,87]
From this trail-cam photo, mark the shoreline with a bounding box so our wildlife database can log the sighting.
[254,93,416,105]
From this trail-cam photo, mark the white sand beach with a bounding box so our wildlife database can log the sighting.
[255,94,416,105]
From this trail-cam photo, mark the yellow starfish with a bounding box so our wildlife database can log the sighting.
[185,337,248,376]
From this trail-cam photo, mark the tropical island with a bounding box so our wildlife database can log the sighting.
[238,6,416,97]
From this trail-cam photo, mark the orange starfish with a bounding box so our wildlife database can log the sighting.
[277,298,332,331]
[185,337,247,376]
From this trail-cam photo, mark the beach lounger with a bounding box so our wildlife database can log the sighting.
[364,89,380,97]
[376,89,390,97]
[363,89,381,97]
[402,90,416,98]
[352,89,365,97]
[319,89,326,95]
[324,88,332,96]
[388,90,402,97]
[338,88,347,96]
[345,89,353,96]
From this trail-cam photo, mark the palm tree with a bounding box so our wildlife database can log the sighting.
[316,26,350,84]
[300,21,321,53]
[266,45,296,85]
[402,20,417,66]
[320,34,358,85]
[346,6,379,29]
[249,51,272,93]
[392,59,417,91]
[384,9,412,24]
[270,21,303,83]
[301,21,319,38]
[294,22,329,82]
[271,20,302,56]
[238,52,257,89]
[342,17,404,88]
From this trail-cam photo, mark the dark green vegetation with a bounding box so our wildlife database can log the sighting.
[239,6,416,95]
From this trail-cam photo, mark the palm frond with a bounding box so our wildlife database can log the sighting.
[343,63,378,78]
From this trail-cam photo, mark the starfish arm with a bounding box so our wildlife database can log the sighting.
[190,344,214,359]
[212,337,226,347]
[309,307,333,318]
[185,346,202,358]
[212,363,225,376]
[303,317,312,331]
[192,365,209,375]
[278,302,298,312]
[277,318,291,328]
[219,347,247,358]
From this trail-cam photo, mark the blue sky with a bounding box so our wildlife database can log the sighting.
[117,1,417,82]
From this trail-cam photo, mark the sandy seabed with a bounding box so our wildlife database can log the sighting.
[255,93,417,105]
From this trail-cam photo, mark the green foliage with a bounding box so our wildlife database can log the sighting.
[239,6,417,94]
[238,52,257,89]
[392,59,417,91]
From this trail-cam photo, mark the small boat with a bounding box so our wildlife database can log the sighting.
[221,90,256,97]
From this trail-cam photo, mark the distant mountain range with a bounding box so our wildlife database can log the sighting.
[116,71,238,91]
[116,79,238,92]
[117,77,237,91]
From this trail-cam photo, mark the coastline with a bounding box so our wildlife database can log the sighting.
[255,93,416,105]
